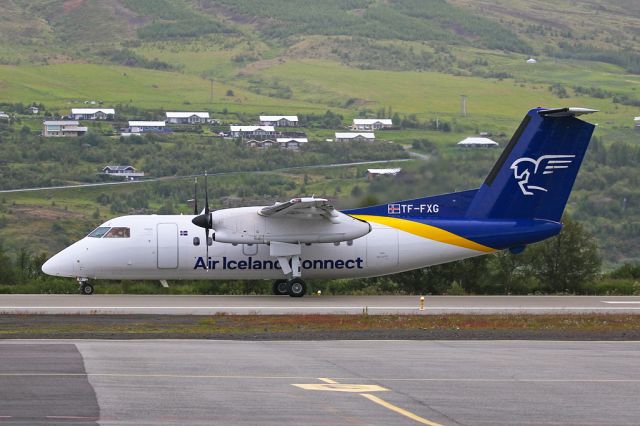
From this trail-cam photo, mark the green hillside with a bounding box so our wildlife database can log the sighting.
[0,0,639,279]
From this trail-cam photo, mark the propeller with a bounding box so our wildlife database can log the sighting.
[192,171,213,270]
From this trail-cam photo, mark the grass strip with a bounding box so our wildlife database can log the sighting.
[1,314,639,340]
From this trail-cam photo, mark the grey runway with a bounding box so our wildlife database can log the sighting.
[1,340,639,425]
[1,294,640,315]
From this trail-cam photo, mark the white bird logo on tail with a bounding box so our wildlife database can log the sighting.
[510,155,575,195]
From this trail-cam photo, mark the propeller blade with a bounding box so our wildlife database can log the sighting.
[205,228,210,271]
[204,170,210,215]
[193,177,198,215]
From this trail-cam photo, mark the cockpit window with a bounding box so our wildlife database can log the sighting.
[88,227,111,238]
[103,227,130,238]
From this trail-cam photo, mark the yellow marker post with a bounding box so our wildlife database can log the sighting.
[419,296,425,311]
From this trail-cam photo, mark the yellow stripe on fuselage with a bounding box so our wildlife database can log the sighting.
[351,215,495,253]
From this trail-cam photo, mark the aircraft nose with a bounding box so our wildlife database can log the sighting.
[42,253,74,277]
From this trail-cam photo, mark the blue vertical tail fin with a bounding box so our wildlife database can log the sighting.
[466,107,596,222]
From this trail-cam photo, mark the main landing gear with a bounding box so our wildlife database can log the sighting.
[272,278,307,297]
[77,278,94,295]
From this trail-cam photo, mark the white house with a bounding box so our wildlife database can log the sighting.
[526,58,537,64]
[102,165,145,178]
[43,120,88,137]
[27,106,39,114]
[71,108,115,120]
[260,115,298,127]
[276,137,308,150]
[0,111,9,121]
[352,118,393,130]
[245,139,275,149]
[367,168,402,179]
[166,112,210,124]
[634,117,640,129]
[457,137,499,148]
[127,121,167,133]
[229,125,275,138]
[335,132,375,143]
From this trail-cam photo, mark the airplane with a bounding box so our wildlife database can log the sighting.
[42,107,597,297]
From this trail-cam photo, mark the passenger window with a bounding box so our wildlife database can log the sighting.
[103,227,130,238]
[88,227,110,238]
[193,237,200,246]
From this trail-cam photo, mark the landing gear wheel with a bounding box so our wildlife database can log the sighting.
[287,278,306,298]
[80,283,94,295]
[272,279,289,296]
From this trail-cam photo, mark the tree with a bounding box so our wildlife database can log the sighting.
[0,243,16,284]
[523,216,601,293]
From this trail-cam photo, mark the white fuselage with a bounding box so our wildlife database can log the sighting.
[42,214,486,281]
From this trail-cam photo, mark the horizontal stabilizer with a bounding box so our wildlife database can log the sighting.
[538,107,598,117]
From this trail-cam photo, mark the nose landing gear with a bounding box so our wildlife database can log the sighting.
[77,278,94,295]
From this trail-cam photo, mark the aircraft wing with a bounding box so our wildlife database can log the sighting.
[259,197,339,222]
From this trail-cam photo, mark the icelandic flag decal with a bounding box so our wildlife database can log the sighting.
[387,204,401,214]
[179,230,188,236]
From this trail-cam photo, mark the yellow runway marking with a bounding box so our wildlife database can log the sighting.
[293,383,388,393]
[293,378,444,425]
[360,393,444,426]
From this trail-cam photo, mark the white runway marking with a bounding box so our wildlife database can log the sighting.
[1,372,640,383]
[602,301,640,304]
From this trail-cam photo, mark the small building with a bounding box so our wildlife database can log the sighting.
[259,115,299,127]
[276,137,308,150]
[71,108,115,120]
[229,125,275,138]
[526,58,537,64]
[27,106,39,114]
[245,139,276,148]
[43,120,88,137]
[367,168,402,179]
[166,112,210,124]
[634,117,640,129]
[352,118,393,130]
[335,132,375,143]
[127,121,167,134]
[102,165,145,179]
[0,111,9,121]
[457,137,499,148]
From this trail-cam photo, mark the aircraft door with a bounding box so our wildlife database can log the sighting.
[366,228,398,268]
[157,223,178,269]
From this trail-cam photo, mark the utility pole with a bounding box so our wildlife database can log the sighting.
[460,95,467,117]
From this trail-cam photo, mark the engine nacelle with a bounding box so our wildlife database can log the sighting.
[211,207,371,244]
